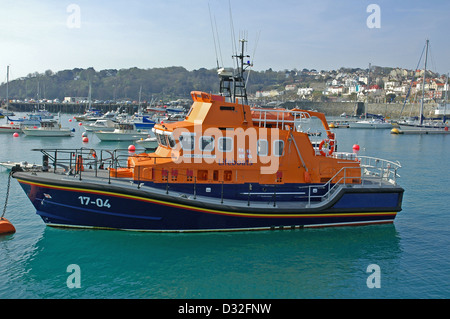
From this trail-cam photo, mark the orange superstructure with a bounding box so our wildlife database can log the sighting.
[125,90,361,187]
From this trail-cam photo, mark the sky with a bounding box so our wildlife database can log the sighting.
[1,0,449,82]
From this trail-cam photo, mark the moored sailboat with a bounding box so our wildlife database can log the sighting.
[396,40,449,133]
[0,66,22,133]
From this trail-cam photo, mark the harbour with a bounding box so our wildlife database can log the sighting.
[1,0,449,302]
[0,112,449,298]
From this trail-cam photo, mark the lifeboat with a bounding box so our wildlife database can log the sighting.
[10,39,404,232]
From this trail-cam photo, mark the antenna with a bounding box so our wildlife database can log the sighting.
[246,30,260,88]
[208,2,220,69]
[229,0,238,68]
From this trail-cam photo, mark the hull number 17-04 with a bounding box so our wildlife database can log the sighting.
[78,196,111,208]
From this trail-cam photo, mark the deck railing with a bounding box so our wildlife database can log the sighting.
[32,149,401,208]
[251,108,312,130]
[303,155,401,207]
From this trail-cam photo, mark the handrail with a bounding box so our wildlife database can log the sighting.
[303,155,401,207]
[31,148,401,208]
[251,108,312,129]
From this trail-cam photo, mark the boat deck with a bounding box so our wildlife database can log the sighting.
[14,163,400,211]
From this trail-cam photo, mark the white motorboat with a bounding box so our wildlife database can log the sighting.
[0,122,22,133]
[22,121,74,137]
[136,136,158,150]
[0,161,41,171]
[84,119,116,132]
[349,119,392,129]
[94,122,149,141]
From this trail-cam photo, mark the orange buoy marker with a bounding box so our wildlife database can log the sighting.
[82,137,89,143]
[0,217,15,235]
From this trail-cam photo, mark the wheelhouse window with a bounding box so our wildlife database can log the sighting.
[273,140,284,157]
[257,139,268,156]
[167,134,176,148]
[159,133,168,147]
[200,136,215,152]
[218,137,233,152]
[179,133,195,151]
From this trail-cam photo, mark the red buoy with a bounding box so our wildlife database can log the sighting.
[128,145,136,152]
[352,144,360,153]
[82,137,89,143]
[0,218,15,235]
[13,132,19,137]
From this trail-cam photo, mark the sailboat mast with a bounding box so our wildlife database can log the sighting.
[420,39,429,125]
[6,66,9,112]
[444,73,449,123]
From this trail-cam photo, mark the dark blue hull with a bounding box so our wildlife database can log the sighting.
[14,173,404,232]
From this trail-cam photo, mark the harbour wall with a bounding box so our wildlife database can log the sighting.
[7,101,437,118]
[280,101,437,118]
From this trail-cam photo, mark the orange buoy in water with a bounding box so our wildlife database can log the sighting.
[0,217,15,235]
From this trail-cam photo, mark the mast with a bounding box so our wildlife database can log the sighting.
[88,82,92,110]
[218,38,251,105]
[444,73,448,124]
[6,66,9,113]
[420,39,429,125]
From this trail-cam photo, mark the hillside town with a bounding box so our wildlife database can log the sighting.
[253,66,449,105]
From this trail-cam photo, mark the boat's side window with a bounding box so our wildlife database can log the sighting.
[155,133,162,145]
[159,134,168,147]
[273,140,284,157]
[257,139,268,156]
[218,137,233,152]
[168,134,176,148]
[200,136,214,152]
[179,133,195,151]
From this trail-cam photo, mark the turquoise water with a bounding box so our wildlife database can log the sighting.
[1,114,449,299]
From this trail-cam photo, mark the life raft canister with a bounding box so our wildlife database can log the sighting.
[319,139,335,156]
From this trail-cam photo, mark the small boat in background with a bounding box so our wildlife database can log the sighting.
[22,121,74,137]
[0,66,22,133]
[94,122,149,141]
[0,161,41,171]
[0,122,22,133]
[136,136,158,150]
[84,119,116,132]
[349,117,392,129]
